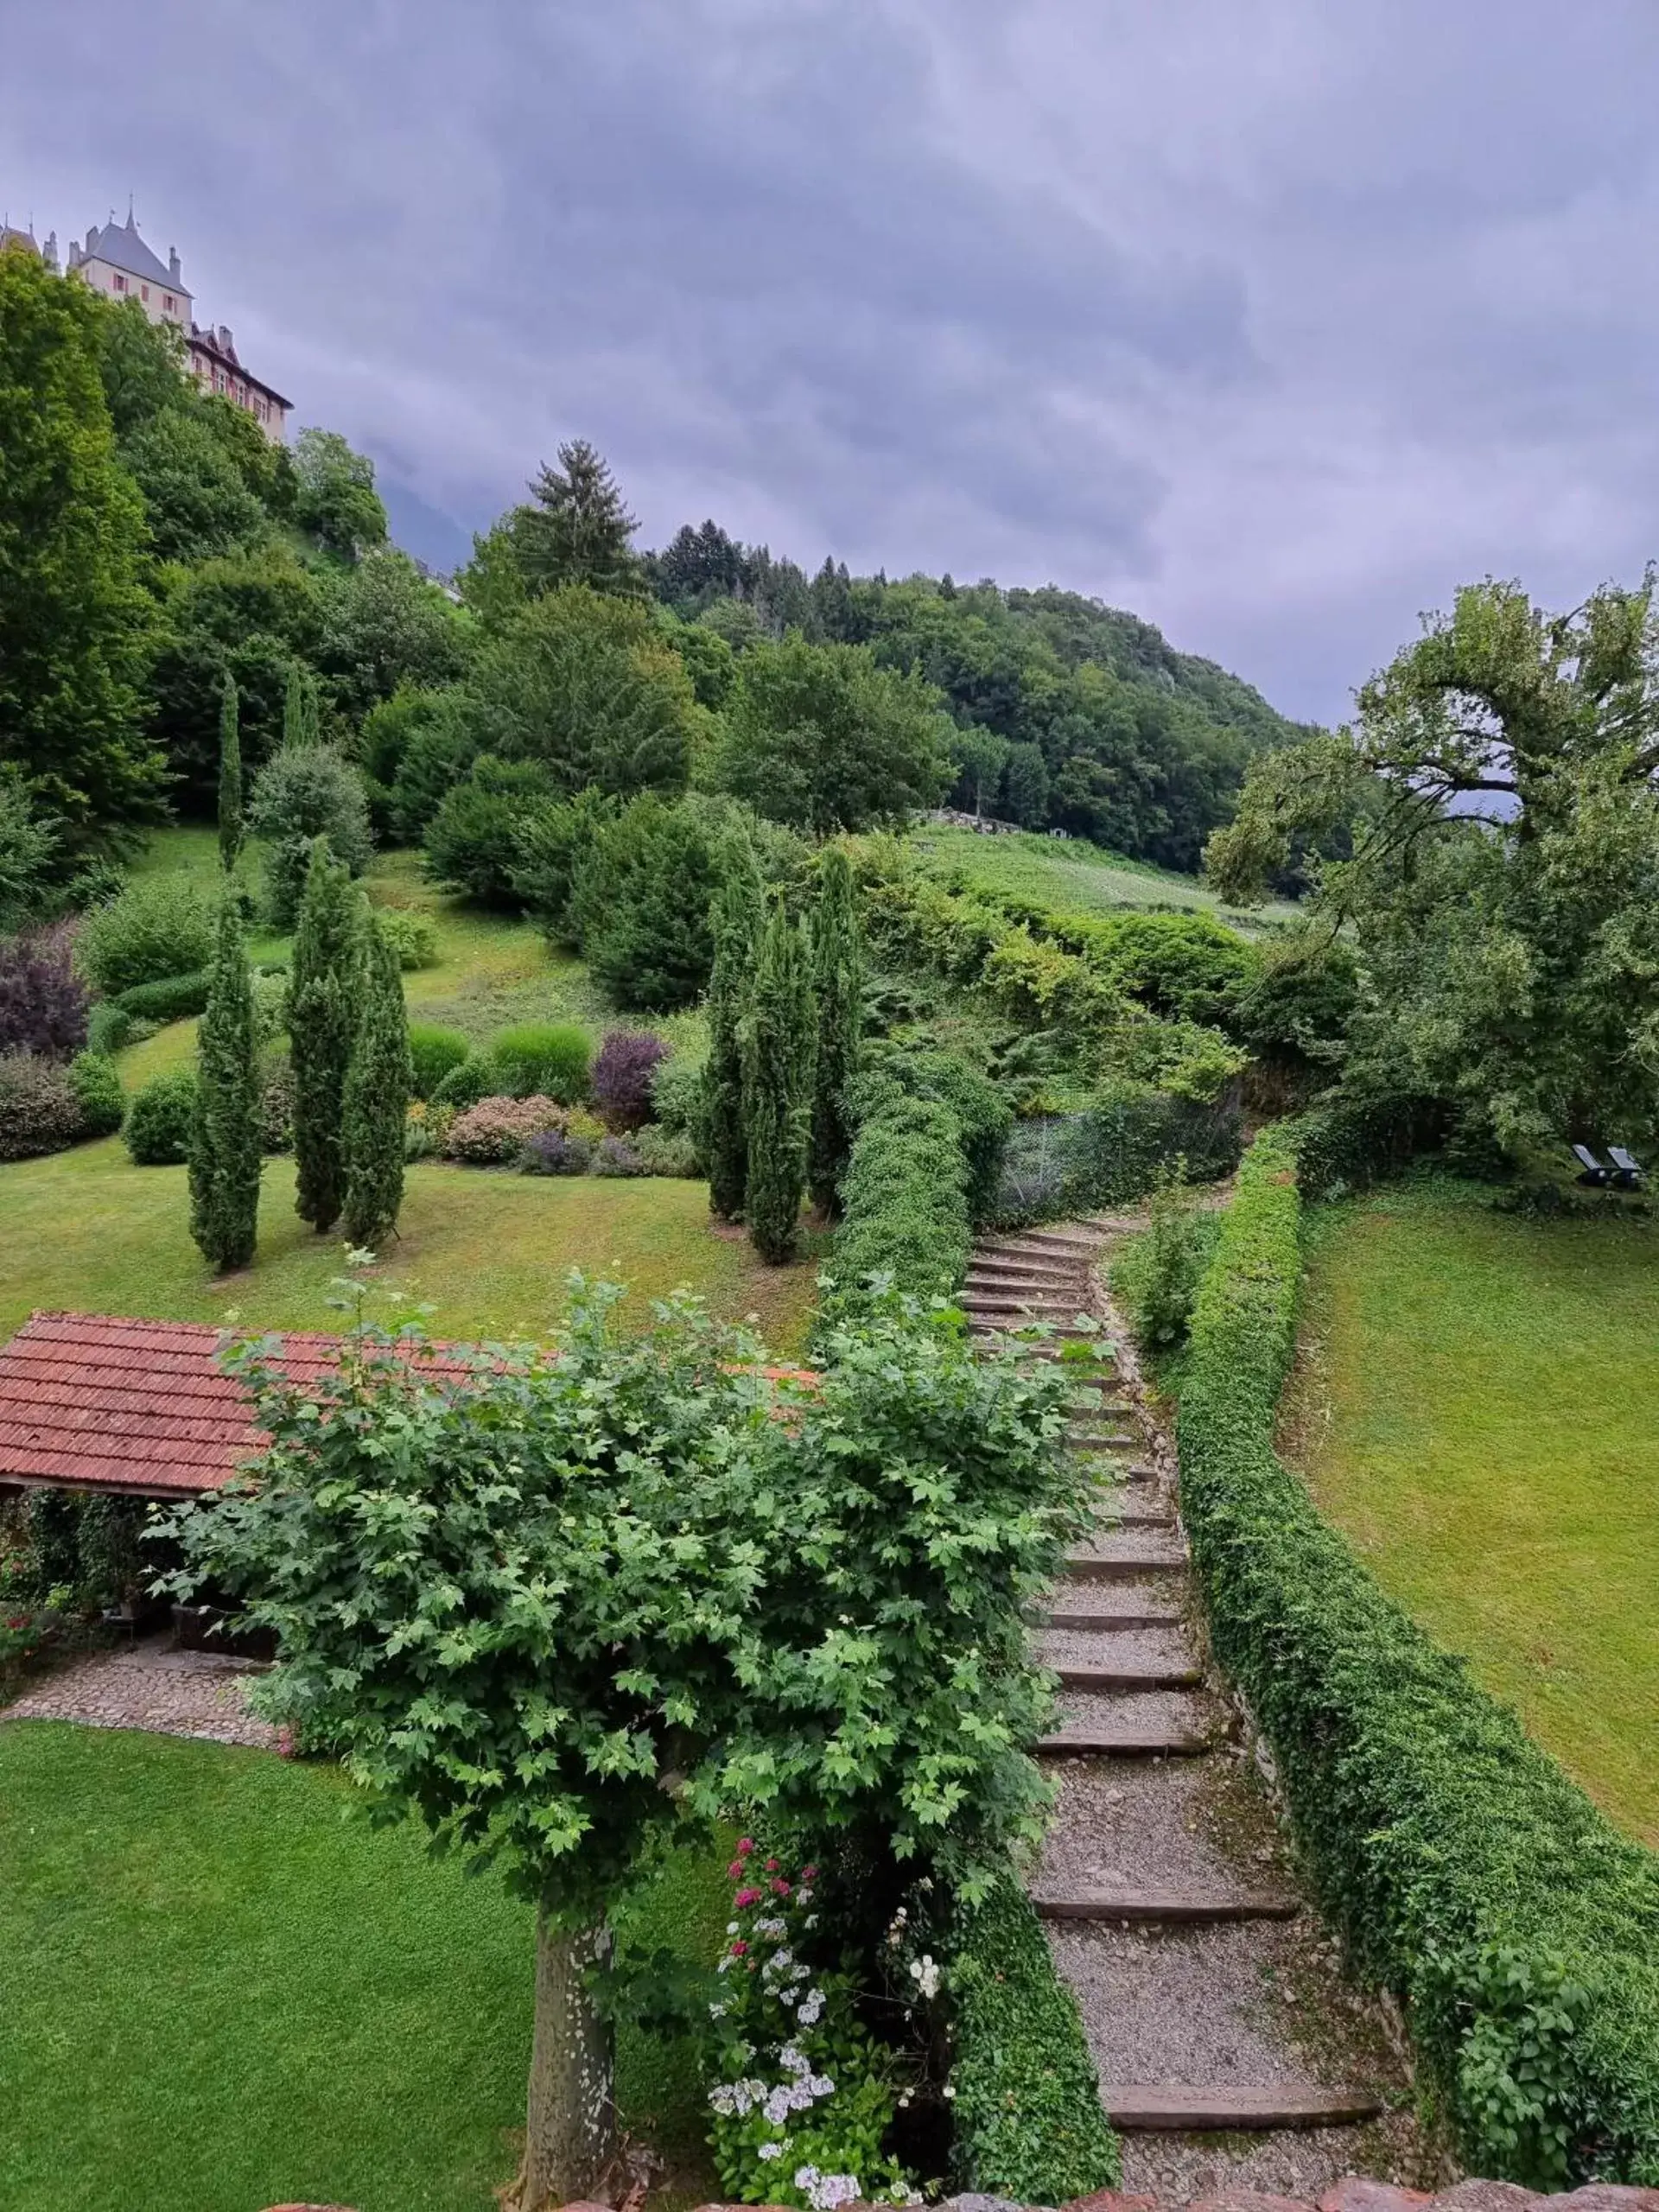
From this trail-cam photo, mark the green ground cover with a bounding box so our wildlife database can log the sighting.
[1284,1179,1659,1844]
[0,1723,726,2212]
[912,824,1300,931]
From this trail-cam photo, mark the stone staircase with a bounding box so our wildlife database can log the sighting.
[963,1218,1431,2202]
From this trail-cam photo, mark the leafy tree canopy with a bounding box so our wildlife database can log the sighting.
[291,427,388,560]
[1210,575,1659,1162]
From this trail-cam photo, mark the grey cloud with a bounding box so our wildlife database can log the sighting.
[4,1,1659,721]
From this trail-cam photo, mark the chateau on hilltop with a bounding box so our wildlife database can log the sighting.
[1,207,291,441]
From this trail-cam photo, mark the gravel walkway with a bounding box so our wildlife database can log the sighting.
[0,1634,281,1750]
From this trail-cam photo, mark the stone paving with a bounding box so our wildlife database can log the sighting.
[0,1631,281,1749]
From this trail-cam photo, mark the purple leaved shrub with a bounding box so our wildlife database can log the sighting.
[592,1029,669,1133]
[591,1135,646,1177]
[518,1127,593,1176]
[0,924,90,1061]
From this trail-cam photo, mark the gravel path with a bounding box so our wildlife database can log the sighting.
[1,1634,281,1750]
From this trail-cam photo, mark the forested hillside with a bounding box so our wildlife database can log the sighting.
[648,520,1310,870]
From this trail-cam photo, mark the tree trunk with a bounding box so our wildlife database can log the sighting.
[521,1908,615,2211]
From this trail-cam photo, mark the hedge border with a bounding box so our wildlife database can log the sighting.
[948,1875,1121,2202]
[1177,1129,1659,2185]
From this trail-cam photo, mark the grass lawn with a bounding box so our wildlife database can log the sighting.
[911,823,1302,933]
[3,829,817,1351]
[0,1722,728,2212]
[0,1147,819,1353]
[1282,1179,1659,1844]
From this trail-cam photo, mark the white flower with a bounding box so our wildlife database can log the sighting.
[797,1886,814,1905]
[709,2001,727,2019]
[806,2073,835,2098]
[764,2088,792,2127]
[907,1953,942,1999]
[779,2044,809,2075]
[727,1922,740,1936]
[758,2142,785,2162]
[797,1989,825,2027]
[943,2083,957,2100]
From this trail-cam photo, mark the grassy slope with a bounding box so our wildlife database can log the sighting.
[0,1723,726,2212]
[912,824,1301,932]
[3,830,815,1350]
[1283,1180,1659,1844]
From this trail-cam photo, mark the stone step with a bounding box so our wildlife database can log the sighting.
[1063,1544,1188,1579]
[967,1313,1103,1335]
[967,1258,1089,1284]
[1103,1500,1176,1528]
[1100,2082,1384,2131]
[1038,1603,1185,1630]
[1067,1418,1140,1439]
[987,1226,1111,1255]
[1033,1889,1301,1925]
[1052,1659,1202,1691]
[1038,1721,1213,1756]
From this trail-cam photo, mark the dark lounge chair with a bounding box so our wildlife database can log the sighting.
[1572,1144,1610,1185]
[1607,1145,1645,1191]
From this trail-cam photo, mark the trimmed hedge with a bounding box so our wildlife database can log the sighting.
[1178,1130,1659,2186]
[949,1877,1121,2201]
[113,969,211,1024]
[124,1069,199,1166]
[825,1092,971,1314]
[67,1051,125,1138]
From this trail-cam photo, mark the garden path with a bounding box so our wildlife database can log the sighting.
[964,1217,1440,2202]
[1,1633,279,1749]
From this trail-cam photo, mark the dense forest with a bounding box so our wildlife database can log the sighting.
[644,522,1310,871]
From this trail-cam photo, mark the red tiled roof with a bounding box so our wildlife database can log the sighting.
[0,1312,477,1498]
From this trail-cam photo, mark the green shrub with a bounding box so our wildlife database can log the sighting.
[1294,1085,1446,1199]
[124,1069,200,1166]
[66,1051,125,1139]
[249,745,374,929]
[1177,1131,1659,2186]
[949,1878,1121,2202]
[1110,1166,1219,1353]
[487,1021,590,1103]
[995,1082,1242,1229]
[650,1053,708,1142]
[0,1052,86,1160]
[871,1047,1012,1229]
[630,1122,701,1178]
[85,1001,134,1056]
[406,1022,470,1101]
[430,1051,498,1113]
[113,969,211,1024]
[372,908,440,971]
[76,875,213,997]
[423,756,557,908]
[249,968,289,1043]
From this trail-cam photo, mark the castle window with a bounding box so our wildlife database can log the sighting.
[112,272,126,291]
[163,294,174,311]
[141,284,149,302]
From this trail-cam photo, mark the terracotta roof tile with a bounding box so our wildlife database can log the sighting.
[0,1312,477,1498]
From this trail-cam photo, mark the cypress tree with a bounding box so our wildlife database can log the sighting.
[217,672,243,873]
[341,916,412,1247]
[741,903,817,1265]
[703,841,765,1221]
[289,840,359,1231]
[807,847,864,1217]
[188,894,262,1272]
[283,664,319,750]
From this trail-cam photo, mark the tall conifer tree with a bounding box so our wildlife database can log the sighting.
[341,917,412,1246]
[283,664,319,750]
[289,840,359,1231]
[217,672,243,873]
[703,841,765,1220]
[188,895,262,1271]
[807,847,863,1217]
[741,903,816,1265]
[514,439,645,599]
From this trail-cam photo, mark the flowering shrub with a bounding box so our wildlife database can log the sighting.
[592,1028,668,1132]
[518,1127,592,1176]
[444,1094,568,1164]
[706,1841,918,2212]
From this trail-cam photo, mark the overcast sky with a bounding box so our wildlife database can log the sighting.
[5,1,1658,723]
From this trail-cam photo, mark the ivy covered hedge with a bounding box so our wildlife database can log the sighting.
[1179,1129,1659,2186]
[948,1877,1120,2202]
